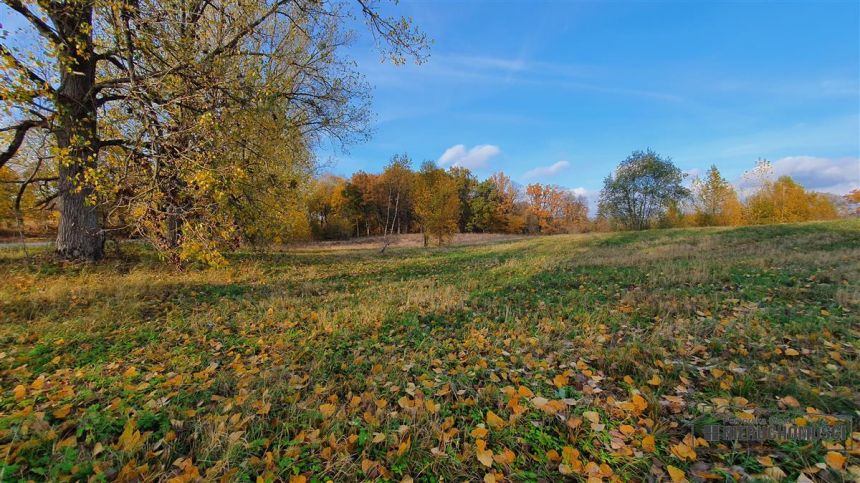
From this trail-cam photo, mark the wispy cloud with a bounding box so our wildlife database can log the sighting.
[524,160,570,178]
[570,186,590,197]
[768,156,858,195]
[734,155,859,196]
[437,144,501,169]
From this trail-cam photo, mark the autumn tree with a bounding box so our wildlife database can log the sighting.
[598,149,689,230]
[308,175,351,240]
[377,155,414,238]
[1,0,427,261]
[489,172,523,233]
[690,165,743,226]
[745,176,838,224]
[343,171,381,237]
[524,184,588,234]
[414,162,459,246]
[448,166,477,232]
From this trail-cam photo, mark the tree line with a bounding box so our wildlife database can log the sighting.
[302,150,849,247]
[306,157,589,245]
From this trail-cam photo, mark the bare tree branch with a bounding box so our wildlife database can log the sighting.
[1,119,47,168]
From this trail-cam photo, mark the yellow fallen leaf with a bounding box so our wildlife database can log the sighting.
[486,410,505,430]
[784,348,800,356]
[319,403,336,418]
[117,419,143,453]
[31,375,46,390]
[670,441,697,461]
[52,404,72,419]
[425,399,440,413]
[255,402,271,415]
[561,446,580,464]
[56,435,77,450]
[13,384,26,400]
[582,410,600,426]
[475,439,494,467]
[647,374,662,386]
[667,465,686,483]
[553,373,569,388]
[397,436,411,456]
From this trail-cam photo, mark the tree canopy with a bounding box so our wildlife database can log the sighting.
[598,149,690,230]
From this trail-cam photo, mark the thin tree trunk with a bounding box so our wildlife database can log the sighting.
[52,5,104,260]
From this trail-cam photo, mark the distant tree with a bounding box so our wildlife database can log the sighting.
[489,172,524,233]
[378,155,414,238]
[448,167,478,232]
[308,175,352,239]
[468,179,504,232]
[525,184,588,234]
[598,149,689,230]
[845,189,860,216]
[691,165,743,226]
[745,176,838,224]
[414,163,459,246]
[343,172,380,237]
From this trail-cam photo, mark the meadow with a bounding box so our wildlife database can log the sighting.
[0,220,858,482]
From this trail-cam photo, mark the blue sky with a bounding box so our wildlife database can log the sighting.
[324,0,860,203]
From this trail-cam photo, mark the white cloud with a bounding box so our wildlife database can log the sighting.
[437,144,501,169]
[523,160,570,179]
[570,187,590,197]
[737,156,859,195]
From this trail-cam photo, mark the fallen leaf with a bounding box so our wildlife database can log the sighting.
[486,410,505,430]
[319,403,336,418]
[667,465,686,483]
[825,451,846,470]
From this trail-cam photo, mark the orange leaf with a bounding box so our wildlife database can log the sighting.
[825,451,846,470]
[486,410,505,430]
[642,434,656,452]
[52,404,72,419]
[319,403,336,418]
[631,393,648,413]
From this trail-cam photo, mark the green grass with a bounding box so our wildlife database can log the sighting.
[0,220,858,481]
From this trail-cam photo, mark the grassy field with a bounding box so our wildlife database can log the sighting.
[0,221,858,482]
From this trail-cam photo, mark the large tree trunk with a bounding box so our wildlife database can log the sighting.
[52,4,104,260]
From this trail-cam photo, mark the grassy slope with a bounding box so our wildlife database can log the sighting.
[0,220,858,481]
